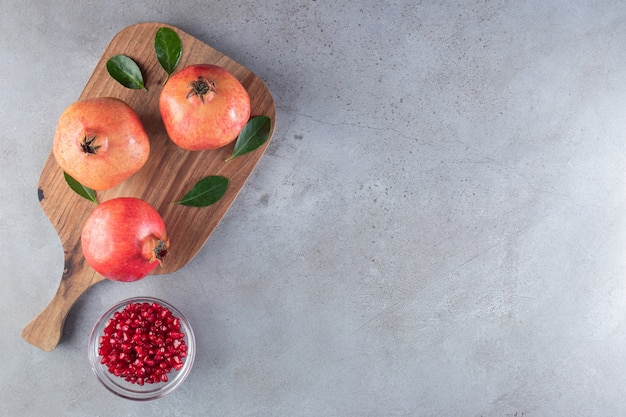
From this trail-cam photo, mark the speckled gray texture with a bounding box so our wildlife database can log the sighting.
[3,1,626,416]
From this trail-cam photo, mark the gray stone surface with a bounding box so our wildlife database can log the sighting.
[2,1,626,416]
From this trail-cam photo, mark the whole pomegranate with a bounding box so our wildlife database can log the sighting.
[159,64,251,151]
[53,97,150,190]
[81,197,169,282]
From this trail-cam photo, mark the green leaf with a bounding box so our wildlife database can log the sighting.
[63,172,97,204]
[172,176,229,207]
[106,54,147,90]
[225,116,272,162]
[155,27,182,84]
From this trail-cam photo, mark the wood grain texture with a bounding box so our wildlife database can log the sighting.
[22,22,276,351]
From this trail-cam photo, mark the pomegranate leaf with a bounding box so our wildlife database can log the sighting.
[172,176,229,207]
[225,116,271,162]
[106,54,147,90]
[63,172,97,204]
[155,27,182,85]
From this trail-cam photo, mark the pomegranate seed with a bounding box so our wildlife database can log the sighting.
[98,301,188,384]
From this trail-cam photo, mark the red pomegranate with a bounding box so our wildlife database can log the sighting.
[81,197,169,282]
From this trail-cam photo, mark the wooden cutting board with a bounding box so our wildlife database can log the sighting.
[22,22,276,351]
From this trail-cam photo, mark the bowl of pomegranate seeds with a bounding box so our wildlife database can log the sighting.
[88,297,196,401]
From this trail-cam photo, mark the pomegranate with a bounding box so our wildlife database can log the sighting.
[81,197,169,282]
[98,301,187,385]
[159,64,251,151]
[53,97,150,190]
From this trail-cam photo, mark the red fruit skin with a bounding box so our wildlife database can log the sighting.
[81,198,169,282]
[159,64,251,151]
[53,97,150,190]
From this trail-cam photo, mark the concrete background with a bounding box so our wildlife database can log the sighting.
[2,1,626,416]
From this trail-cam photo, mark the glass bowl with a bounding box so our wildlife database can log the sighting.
[88,296,196,401]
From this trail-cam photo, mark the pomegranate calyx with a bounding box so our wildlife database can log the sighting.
[81,135,101,155]
[186,76,216,103]
[151,237,170,267]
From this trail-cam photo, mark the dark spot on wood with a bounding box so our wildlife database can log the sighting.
[62,260,72,279]
[38,188,44,202]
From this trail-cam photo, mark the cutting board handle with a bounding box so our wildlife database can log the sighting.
[22,253,103,351]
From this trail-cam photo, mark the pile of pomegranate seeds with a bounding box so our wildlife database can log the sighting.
[98,302,188,385]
